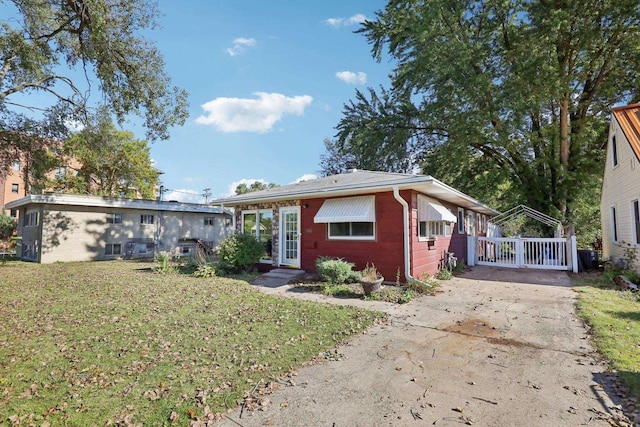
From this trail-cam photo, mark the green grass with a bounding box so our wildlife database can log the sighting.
[574,273,640,396]
[0,261,383,426]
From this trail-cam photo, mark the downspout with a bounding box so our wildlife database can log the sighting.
[393,187,431,286]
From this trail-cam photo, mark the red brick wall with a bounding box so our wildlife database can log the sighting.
[299,190,488,282]
[299,191,405,282]
[409,191,468,279]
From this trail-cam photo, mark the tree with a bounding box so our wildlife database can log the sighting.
[0,212,17,240]
[235,181,278,195]
[329,0,640,233]
[55,110,159,199]
[0,0,188,177]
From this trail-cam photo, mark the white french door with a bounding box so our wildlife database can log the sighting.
[279,206,300,267]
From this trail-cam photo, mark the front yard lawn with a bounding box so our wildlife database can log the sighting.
[574,273,640,396]
[0,261,383,425]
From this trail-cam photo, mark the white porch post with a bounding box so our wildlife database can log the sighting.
[571,235,578,273]
[467,235,476,266]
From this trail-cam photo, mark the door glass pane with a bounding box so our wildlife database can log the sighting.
[283,211,298,260]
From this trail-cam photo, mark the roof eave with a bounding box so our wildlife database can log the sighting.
[213,176,500,216]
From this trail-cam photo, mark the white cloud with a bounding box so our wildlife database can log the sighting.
[195,92,313,133]
[226,37,256,56]
[293,174,318,183]
[163,189,203,204]
[336,71,367,85]
[65,119,85,132]
[226,178,267,196]
[323,14,366,29]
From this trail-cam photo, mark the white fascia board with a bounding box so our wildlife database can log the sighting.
[5,195,228,215]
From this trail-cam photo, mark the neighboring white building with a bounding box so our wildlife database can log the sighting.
[600,103,640,270]
[6,194,233,263]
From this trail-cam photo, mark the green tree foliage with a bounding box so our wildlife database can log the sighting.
[328,0,640,240]
[0,213,16,240]
[0,0,188,177]
[55,110,159,199]
[234,181,278,195]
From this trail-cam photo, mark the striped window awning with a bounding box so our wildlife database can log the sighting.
[418,196,457,222]
[314,196,376,223]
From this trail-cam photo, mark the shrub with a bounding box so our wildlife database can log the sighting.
[218,233,264,272]
[0,213,17,240]
[315,257,360,284]
[436,268,453,280]
[193,264,217,278]
[153,251,177,274]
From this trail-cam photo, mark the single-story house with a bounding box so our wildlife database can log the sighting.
[6,194,233,263]
[213,170,499,282]
[601,103,640,270]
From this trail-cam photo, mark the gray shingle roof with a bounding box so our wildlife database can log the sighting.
[212,170,500,215]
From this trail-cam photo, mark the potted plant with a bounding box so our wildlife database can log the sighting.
[359,263,384,295]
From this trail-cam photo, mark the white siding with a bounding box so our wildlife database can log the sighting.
[601,119,640,270]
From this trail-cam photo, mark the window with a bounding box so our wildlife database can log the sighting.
[329,222,375,238]
[11,183,19,194]
[204,216,215,226]
[140,214,154,225]
[612,135,618,167]
[314,196,376,240]
[105,243,122,256]
[417,196,456,240]
[611,206,618,243]
[24,211,39,227]
[181,246,190,254]
[54,167,66,180]
[243,210,273,261]
[466,212,475,235]
[22,240,39,260]
[106,213,123,224]
[633,200,640,245]
[457,208,465,234]
[12,161,20,171]
[138,243,154,254]
[9,209,17,218]
[419,221,451,239]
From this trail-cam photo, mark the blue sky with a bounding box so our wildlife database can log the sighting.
[141,0,394,203]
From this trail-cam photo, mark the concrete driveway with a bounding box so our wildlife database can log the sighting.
[218,266,629,426]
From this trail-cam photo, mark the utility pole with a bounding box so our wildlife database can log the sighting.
[202,188,211,204]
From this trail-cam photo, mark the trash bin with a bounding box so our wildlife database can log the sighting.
[578,250,598,270]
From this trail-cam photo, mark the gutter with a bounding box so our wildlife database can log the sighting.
[392,186,431,287]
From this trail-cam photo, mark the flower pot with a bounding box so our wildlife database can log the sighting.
[360,276,384,295]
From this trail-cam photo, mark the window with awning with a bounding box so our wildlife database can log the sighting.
[418,195,456,239]
[314,196,376,239]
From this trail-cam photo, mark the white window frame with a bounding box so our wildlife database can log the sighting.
[106,213,123,224]
[612,135,618,167]
[457,208,465,234]
[327,221,376,240]
[12,161,20,171]
[140,214,154,225]
[11,183,19,194]
[632,199,640,245]
[105,243,122,256]
[204,216,215,226]
[610,205,618,243]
